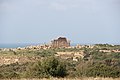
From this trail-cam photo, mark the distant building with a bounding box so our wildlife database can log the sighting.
[51,37,70,48]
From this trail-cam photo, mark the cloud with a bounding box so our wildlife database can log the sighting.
[0,0,80,12]
[0,1,12,10]
[49,1,79,11]
[50,2,67,11]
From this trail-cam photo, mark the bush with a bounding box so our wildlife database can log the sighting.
[86,63,120,78]
[25,57,67,78]
[41,57,67,77]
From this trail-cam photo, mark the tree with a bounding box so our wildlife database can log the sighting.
[42,57,67,77]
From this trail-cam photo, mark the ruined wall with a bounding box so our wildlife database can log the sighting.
[56,51,85,60]
[51,37,70,48]
[0,56,41,65]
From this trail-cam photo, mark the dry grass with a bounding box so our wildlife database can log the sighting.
[1,77,120,80]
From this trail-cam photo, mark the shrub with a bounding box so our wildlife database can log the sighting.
[25,57,67,78]
[41,57,67,77]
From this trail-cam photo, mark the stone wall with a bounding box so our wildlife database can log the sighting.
[0,56,41,65]
[51,37,70,48]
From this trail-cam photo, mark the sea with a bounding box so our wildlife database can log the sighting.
[1,43,118,49]
[0,43,41,48]
[0,43,78,48]
[0,43,119,49]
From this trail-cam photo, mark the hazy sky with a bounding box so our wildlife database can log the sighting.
[0,0,120,44]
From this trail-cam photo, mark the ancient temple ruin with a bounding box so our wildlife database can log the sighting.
[51,37,70,48]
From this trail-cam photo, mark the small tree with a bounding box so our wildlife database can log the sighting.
[25,57,67,78]
[42,57,67,77]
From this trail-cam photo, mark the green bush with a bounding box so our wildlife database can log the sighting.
[85,63,120,78]
[25,57,67,78]
[41,57,67,77]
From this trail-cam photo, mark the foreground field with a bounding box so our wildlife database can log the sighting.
[0,44,120,79]
[1,77,120,80]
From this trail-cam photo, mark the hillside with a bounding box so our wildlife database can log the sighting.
[0,44,120,79]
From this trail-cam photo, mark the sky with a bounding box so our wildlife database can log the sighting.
[0,0,120,44]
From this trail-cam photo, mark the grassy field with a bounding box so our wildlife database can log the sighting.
[1,77,120,80]
[0,44,120,79]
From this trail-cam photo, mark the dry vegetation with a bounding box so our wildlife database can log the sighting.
[1,77,120,80]
[0,44,120,79]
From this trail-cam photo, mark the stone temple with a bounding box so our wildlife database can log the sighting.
[51,37,70,48]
